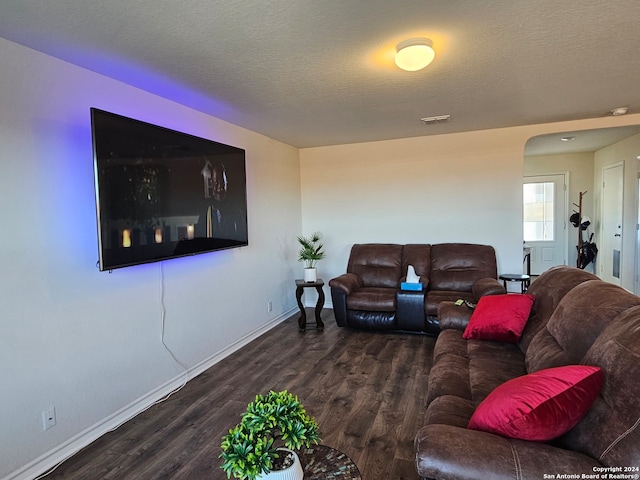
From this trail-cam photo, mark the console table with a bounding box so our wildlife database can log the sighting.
[299,444,362,479]
[295,279,325,331]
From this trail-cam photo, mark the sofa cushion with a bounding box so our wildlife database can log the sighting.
[468,365,603,441]
[425,290,475,316]
[558,305,640,466]
[525,280,640,373]
[437,301,474,331]
[346,243,403,288]
[463,294,534,343]
[401,244,431,282]
[346,287,396,311]
[429,243,497,291]
[466,339,528,402]
[518,266,598,354]
[427,349,473,405]
[427,330,526,406]
[424,395,476,428]
[433,328,469,364]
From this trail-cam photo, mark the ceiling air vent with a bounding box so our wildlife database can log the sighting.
[420,114,451,124]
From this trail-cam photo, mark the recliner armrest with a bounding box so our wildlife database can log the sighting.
[472,277,505,300]
[438,301,473,331]
[328,273,363,295]
[329,273,363,328]
[415,424,599,480]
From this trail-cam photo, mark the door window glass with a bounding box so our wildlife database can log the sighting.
[524,182,555,241]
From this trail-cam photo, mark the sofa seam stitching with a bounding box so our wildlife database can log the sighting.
[599,414,640,461]
[509,441,523,480]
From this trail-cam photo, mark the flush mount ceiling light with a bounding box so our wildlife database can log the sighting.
[395,38,435,71]
[611,107,628,116]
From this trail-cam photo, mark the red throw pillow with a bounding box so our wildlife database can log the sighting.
[468,365,603,441]
[463,294,534,343]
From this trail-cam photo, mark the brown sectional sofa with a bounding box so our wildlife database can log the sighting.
[415,266,640,479]
[329,243,504,334]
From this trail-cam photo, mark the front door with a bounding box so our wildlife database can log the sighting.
[523,174,568,275]
[600,163,623,285]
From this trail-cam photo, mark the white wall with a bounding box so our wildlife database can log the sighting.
[300,119,640,301]
[524,152,596,271]
[593,132,640,290]
[0,38,302,480]
[300,129,528,287]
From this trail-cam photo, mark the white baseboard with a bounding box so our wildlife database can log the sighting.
[5,308,296,480]
[304,299,333,309]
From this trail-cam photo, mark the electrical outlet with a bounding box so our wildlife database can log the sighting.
[42,406,56,431]
[268,301,273,312]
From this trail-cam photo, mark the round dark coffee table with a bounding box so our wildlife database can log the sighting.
[299,444,362,479]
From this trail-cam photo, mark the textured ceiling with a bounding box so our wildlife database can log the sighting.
[525,125,640,156]
[1,0,639,149]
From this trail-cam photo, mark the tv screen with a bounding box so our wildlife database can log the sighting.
[91,108,248,271]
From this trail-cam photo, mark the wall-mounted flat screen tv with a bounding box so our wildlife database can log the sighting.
[91,108,248,271]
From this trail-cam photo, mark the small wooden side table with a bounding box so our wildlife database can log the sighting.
[295,279,325,331]
[499,273,531,293]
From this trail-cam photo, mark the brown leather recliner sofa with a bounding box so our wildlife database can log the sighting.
[415,266,640,479]
[329,243,504,334]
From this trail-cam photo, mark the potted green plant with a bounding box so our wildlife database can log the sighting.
[297,232,326,282]
[220,390,321,480]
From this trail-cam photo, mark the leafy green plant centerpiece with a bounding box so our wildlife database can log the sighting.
[297,232,326,282]
[297,232,326,269]
[220,390,321,480]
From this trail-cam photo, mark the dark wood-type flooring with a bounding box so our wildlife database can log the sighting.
[39,309,436,480]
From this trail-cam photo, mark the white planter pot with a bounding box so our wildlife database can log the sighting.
[304,267,317,282]
[257,449,303,480]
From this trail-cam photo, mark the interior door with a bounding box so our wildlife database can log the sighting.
[600,163,623,285]
[523,174,568,275]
